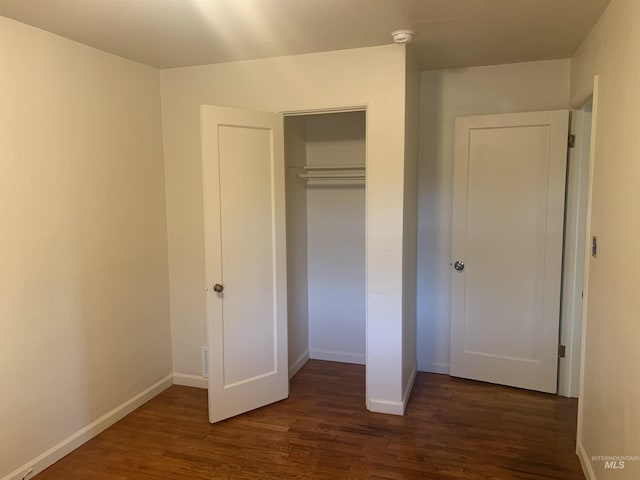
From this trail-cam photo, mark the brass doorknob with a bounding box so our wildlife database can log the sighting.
[213,283,224,293]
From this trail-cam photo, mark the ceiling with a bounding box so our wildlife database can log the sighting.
[0,0,611,70]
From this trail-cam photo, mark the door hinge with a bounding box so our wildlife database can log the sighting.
[558,344,566,358]
[568,134,576,149]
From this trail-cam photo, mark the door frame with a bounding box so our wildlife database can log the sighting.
[575,75,599,467]
[282,105,369,400]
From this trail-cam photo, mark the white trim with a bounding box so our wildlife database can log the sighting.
[577,75,599,453]
[1,374,173,480]
[288,350,309,379]
[367,398,404,415]
[418,362,450,375]
[173,373,208,389]
[309,349,365,365]
[577,442,596,480]
[402,365,417,413]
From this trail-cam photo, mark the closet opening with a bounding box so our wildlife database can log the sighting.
[284,110,367,393]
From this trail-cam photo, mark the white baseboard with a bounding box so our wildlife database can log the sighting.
[173,373,208,389]
[402,364,417,413]
[289,351,309,379]
[367,365,416,416]
[309,349,365,365]
[367,397,404,415]
[1,374,173,480]
[577,441,596,480]
[418,361,450,375]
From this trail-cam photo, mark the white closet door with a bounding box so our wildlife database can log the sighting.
[450,110,569,394]
[201,105,288,423]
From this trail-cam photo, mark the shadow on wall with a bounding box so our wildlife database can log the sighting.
[416,71,451,374]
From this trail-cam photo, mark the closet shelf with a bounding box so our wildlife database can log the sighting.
[297,164,366,186]
[298,172,364,180]
[302,164,365,171]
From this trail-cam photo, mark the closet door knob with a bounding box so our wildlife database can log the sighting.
[454,261,465,271]
[213,283,224,293]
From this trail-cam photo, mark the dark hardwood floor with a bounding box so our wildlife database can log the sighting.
[36,360,584,479]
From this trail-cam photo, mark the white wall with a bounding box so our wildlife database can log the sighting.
[0,17,172,479]
[416,59,571,374]
[160,45,413,412]
[305,112,366,365]
[570,0,640,477]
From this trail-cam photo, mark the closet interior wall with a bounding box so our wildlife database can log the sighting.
[285,112,366,376]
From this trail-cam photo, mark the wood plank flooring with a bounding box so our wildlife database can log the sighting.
[35,360,584,479]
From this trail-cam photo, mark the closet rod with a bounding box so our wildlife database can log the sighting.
[303,164,365,171]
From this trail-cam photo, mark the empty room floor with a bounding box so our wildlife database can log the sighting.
[35,360,584,479]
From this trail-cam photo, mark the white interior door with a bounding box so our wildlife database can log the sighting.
[450,110,569,394]
[201,105,288,423]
